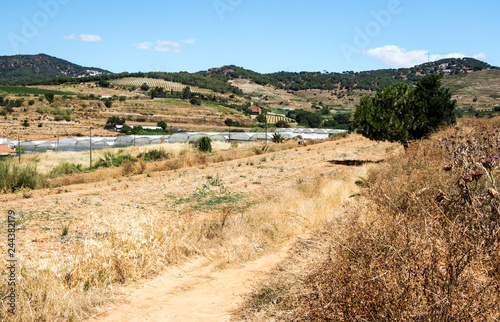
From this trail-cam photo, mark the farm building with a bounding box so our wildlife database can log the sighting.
[0,145,16,157]
[248,106,262,115]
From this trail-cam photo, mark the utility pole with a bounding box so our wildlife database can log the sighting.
[89,127,93,168]
[264,110,268,145]
[17,133,20,164]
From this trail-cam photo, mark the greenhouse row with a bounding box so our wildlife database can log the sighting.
[0,129,347,153]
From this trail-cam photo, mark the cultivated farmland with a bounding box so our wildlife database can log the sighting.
[266,114,295,124]
[111,77,212,94]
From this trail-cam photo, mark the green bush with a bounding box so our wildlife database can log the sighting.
[139,148,170,161]
[274,120,289,128]
[190,97,202,105]
[48,162,85,178]
[92,151,137,169]
[0,162,47,192]
[197,137,212,152]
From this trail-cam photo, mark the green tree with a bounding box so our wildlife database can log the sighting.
[157,120,167,130]
[275,120,290,128]
[320,106,330,115]
[190,97,201,105]
[197,136,212,152]
[105,116,125,128]
[44,92,54,103]
[354,75,456,149]
[256,113,266,123]
[104,99,112,108]
[140,83,150,91]
[98,79,110,88]
[182,86,192,100]
[224,118,234,127]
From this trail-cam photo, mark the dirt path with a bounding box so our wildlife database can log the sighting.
[92,244,291,321]
[1,134,398,321]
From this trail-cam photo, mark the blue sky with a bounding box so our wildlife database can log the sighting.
[2,0,499,74]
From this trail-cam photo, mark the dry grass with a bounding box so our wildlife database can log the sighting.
[239,118,500,321]
[0,133,383,321]
[20,141,232,175]
[0,168,367,321]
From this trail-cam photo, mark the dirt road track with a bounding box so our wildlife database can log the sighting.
[93,244,291,321]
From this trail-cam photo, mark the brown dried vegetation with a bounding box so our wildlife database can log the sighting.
[240,118,500,321]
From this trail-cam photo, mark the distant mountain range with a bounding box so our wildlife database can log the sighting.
[0,54,111,84]
[0,54,497,95]
[206,58,498,92]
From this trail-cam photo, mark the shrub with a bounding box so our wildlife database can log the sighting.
[274,120,289,128]
[224,118,234,127]
[190,97,202,105]
[104,99,112,108]
[157,120,167,130]
[0,162,47,192]
[271,133,285,143]
[121,160,137,176]
[139,148,170,161]
[92,151,137,169]
[49,162,85,178]
[196,137,212,153]
[248,118,500,320]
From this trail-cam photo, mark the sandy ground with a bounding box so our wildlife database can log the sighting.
[92,243,292,321]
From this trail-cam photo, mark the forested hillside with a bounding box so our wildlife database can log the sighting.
[210,58,496,91]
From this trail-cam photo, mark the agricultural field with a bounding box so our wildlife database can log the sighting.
[111,77,211,94]
[442,69,500,109]
[0,132,399,321]
[265,114,295,124]
[0,86,75,96]
[0,83,255,141]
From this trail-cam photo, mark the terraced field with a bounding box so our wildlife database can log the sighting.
[111,77,211,94]
[266,114,295,124]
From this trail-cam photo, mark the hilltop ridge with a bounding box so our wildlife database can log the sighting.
[0,54,111,84]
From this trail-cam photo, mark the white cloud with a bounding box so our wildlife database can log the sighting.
[363,45,487,68]
[473,52,488,60]
[132,39,196,53]
[181,39,196,45]
[63,34,102,42]
[154,40,182,53]
[79,34,102,42]
[132,42,153,50]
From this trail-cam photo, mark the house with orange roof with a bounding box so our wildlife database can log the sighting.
[0,145,16,157]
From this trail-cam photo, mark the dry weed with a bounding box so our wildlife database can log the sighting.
[240,118,500,321]
[0,154,367,321]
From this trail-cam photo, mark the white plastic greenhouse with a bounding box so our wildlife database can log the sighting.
[8,128,347,153]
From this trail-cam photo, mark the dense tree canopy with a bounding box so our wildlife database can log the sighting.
[353,75,456,148]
